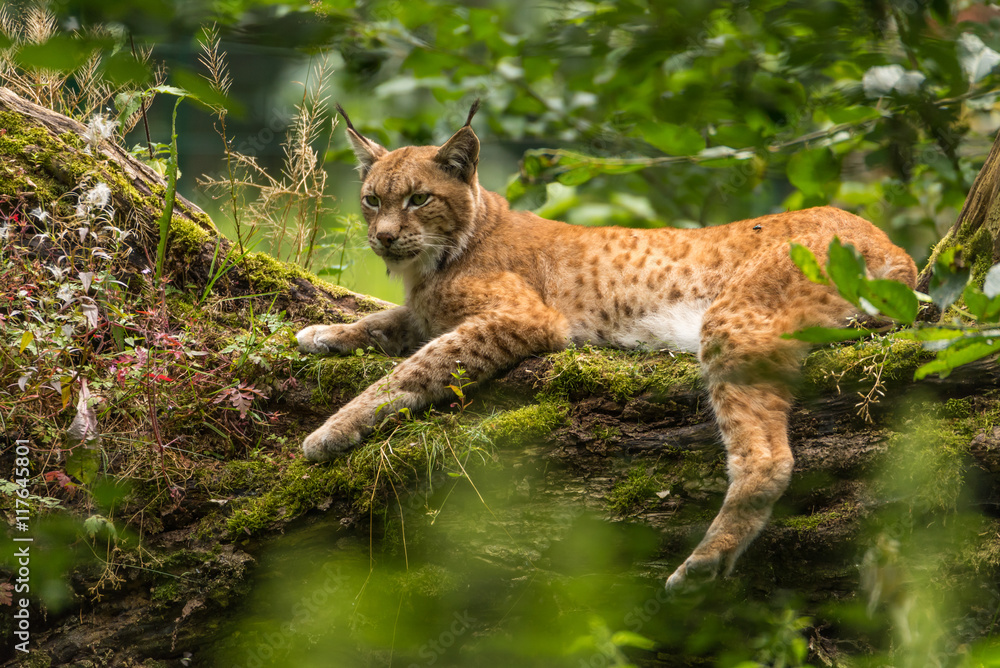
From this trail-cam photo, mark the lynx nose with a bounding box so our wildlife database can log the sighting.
[376,231,397,248]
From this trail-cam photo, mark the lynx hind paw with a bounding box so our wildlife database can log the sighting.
[296,324,347,354]
[664,552,723,593]
[302,424,362,461]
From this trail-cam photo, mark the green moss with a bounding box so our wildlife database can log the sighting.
[969,520,1000,572]
[393,564,459,598]
[480,400,569,447]
[0,110,27,133]
[150,582,181,602]
[169,214,212,255]
[802,337,927,394]
[968,224,997,288]
[593,424,622,443]
[944,397,972,419]
[0,113,65,203]
[240,250,357,299]
[305,353,400,400]
[544,346,700,403]
[778,504,853,532]
[13,652,51,668]
[607,465,657,514]
[225,458,350,537]
[883,406,975,513]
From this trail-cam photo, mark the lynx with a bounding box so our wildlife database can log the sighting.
[296,102,917,589]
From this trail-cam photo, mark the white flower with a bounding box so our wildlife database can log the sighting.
[30,207,48,222]
[862,64,926,98]
[82,114,118,153]
[958,33,1000,83]
[57,283,75,303]
[84,183,112,209]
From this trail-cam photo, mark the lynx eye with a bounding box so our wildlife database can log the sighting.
[408,192,430,207]
[362,195,380,208]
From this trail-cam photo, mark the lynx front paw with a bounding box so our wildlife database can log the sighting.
[296,324,353,355]
[302,424,363,461]
[664,552,722,593]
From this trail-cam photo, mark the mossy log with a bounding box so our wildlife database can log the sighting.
[0,87,390,323]
[2,87,1000,667]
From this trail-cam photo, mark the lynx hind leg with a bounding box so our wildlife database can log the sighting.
[666,281,851,591]
[665,379,795,590]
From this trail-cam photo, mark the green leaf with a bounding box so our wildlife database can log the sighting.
[14,34,96,72]
[83,514,118,540]
[19,330,33,353]
[914,337,1000,379]
[151,84,190,98]
[963,284,991,320]
[983,262,1000,299]
[100,51,152,87]
[610,630,656,650]
[787,147,840,195]
[66,447,100,485]
[789,243,827,284]
[520,153,544,178]
[929,246,970,311]
[505,175,526,201]
[893,327,966,342]
[556,165,597,186]
[641,122,705,156]
[173,68,245,116]
[826,105,882,124]
[782,327,874,343]
[114,91,144,125]
[826,238,867,305]
[859,279,918,324]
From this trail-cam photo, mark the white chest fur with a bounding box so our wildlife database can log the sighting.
[614,300,712,352]
[570,299,712,353]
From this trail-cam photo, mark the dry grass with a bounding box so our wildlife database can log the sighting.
[0,4,162,127]
[198,51,338,270]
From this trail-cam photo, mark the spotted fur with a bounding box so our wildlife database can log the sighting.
[297,106,917,590]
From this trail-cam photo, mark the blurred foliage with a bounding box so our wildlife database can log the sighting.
[304,0,1000,265]
[788,239,1000,380]
[7,0,999,271]
[5,1,1000,666]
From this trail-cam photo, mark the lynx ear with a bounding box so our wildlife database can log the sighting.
[434,99,481,184]
[336,104,387,179]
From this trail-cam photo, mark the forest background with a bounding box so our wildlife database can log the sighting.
[5,0,1000,667]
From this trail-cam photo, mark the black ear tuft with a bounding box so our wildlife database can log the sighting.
[433,100,482,184]
[336,103,388,179]
[463,98,481,128]
[335,103,355,131]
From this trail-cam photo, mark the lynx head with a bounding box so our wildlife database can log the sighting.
[338,101,482,275]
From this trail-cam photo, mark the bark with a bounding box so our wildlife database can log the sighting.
[2,87,999,667]
[916,128,1000,293]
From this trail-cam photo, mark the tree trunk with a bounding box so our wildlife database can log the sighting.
[917,128,1000,292]
[2,87,999,667]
